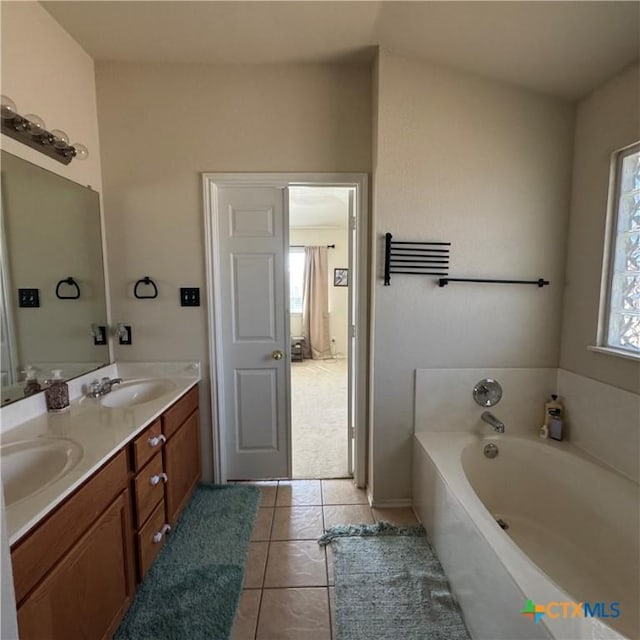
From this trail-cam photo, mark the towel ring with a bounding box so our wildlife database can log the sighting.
[134,276,158,299]
[55,277,80,300]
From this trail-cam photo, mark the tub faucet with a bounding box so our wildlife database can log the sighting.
[481,411,505,433]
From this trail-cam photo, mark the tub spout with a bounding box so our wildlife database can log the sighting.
[481,411,505,433]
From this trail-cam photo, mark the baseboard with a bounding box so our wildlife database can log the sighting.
[368,497,414,509]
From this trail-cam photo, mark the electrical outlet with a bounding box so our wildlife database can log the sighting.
[18,288,40,308]
[119,325,132,345]
[93,325,107,346]
[180,287,200,307]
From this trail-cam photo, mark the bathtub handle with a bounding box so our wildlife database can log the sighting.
[473,378,503,407]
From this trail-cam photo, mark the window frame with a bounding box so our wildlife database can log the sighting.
[596,141,640,360]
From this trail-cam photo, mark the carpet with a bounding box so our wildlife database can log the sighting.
[115,483,260,640]
[319,522,471,640]
[291,358,349,478]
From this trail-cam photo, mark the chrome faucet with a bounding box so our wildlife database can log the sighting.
[86,376,123,398]
[481,411,505,433]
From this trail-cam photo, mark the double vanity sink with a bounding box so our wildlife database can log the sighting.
[1,365,200,545]
[1,379,177,510]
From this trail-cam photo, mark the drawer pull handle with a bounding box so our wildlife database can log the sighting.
[152,524,171,544]
[149,472,168,486]
[148,434,167,448]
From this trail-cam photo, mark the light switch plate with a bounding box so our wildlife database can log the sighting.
[18,288,40,308]
[180,287,200,307]
[119,325,132,345]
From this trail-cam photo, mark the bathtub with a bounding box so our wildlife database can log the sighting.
[412,432,639,640]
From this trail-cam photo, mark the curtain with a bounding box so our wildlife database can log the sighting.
[301,246,331,359]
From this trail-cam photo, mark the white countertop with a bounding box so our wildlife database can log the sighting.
[1,362,201,546]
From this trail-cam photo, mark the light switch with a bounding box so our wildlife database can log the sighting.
[180,287,200,307]
[18,288,40,308]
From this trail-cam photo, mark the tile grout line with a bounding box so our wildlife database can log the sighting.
[321,480,334,640]
[253,482,278,640]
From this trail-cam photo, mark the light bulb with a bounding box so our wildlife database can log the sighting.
[0,95,17,119]
[24,113,46,136]
[72,143,89,160]
[50,129,69,148]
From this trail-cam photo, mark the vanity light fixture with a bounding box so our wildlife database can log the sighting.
[0,95,88,165]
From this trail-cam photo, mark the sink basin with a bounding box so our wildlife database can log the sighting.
[1,438,83,507]
[100,379,176,409]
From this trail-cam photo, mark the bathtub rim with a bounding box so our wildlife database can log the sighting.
[414,431,633,640]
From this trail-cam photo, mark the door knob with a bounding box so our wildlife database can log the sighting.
[271,350,284,360]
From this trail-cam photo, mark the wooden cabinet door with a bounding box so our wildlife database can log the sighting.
[17,490,135,640]
[164,410,201,526]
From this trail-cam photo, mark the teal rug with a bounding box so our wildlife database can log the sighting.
[115,483,260,640]
[319,522,471,640]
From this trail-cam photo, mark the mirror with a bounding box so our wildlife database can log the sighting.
[0,151,109,406]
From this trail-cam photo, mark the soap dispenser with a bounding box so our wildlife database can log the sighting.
[44,369,69,412]
[543,394,563,426]
[544,394,564,441]
[23,366,42,397]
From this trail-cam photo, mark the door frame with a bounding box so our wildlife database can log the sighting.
[203,172,369,487]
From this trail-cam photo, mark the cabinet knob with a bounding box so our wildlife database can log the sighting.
[148,434,167,448]
[152,524,171,544]
[149,472,168,486]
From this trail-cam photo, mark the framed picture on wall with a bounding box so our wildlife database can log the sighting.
[334,268,348,287]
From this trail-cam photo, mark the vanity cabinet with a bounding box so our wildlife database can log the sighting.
[12,451,135,640]
[16,491,134,640]
[10,384,201,640]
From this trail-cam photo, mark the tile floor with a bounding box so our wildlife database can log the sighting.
[231,479,418,640]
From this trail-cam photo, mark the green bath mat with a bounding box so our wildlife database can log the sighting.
[115,483,260,640]
[319,522,471,640]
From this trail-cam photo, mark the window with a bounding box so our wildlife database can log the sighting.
[602,142,640,356]
[289,248,305,313]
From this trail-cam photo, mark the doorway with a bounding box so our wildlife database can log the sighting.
[203,173,368,488]
[288,186,352,479]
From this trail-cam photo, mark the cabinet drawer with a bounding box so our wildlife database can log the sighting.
[11,450,129,605]
[162,385,198,439]
[137,499,170,579]
[132,419,164,471]
[133,452,166,528]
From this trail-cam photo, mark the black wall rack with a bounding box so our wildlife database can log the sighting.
[438,277,550,287]
[383,233,450,286]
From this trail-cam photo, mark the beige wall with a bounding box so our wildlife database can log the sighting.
[0,2,102,190]
[0,2,104,633]
[289,228,350,357]
[96,61,372,480]
[370,50,575,503]
[560,63,640,394]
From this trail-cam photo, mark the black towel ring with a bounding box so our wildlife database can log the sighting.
[134,276,158,299]
[55,277,80,299]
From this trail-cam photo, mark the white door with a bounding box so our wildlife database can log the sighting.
[215,186,290,479]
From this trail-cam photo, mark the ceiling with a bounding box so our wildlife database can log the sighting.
[289,187,350,229]
[42,1,639,99]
